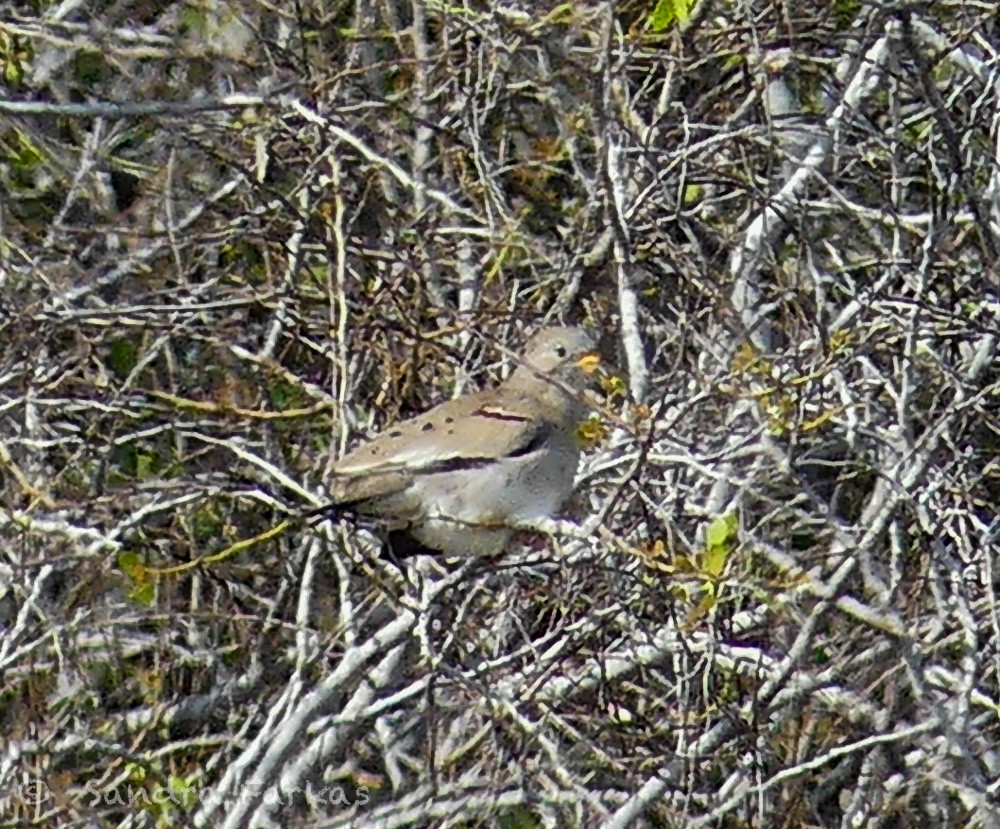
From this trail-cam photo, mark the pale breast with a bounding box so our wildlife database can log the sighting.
[352,432,582,557]
[412,433,580,526]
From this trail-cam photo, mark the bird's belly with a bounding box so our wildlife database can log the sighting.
[425,446,578,523]
[399,444,579,557]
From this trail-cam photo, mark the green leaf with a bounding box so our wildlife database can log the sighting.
[706,512,738,550]
[73,50,107,87]
[268,380,301,411]
[831,0,862,28]
[118,550,144,577]
[498,806,543,829]
[648,0,692,32]
[684,593,717,628]
[269,383,289,410]
[108,337,139,377]
[129,582,156,606]
[168,776,198,811]
[682,183,704,205]
[125,762,147,782]
[192,504,223,541]
[4,60,23,86]
[703,512,738,577]
[135,451,156,481]
[702,543,728,579]
[178,5,209,37]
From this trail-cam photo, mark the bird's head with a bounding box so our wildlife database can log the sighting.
[511,326,601,393]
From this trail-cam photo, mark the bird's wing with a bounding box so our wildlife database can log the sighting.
[330,389,549,505]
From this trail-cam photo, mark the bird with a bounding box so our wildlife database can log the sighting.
[328,326,600,558]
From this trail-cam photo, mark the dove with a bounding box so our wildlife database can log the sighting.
[329,326,599,557]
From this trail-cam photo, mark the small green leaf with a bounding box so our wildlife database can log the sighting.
[497,805,543,829]
[702,544,728,578]
[73,50,107,87]
[600,373,629,401]
[648,0,693,32]
[268,380,301,411]
[192,504,223,541]
[168,776,198,811]
[129,582,156,606]
[178,5,209,37]
[703,512,738,577]
[118,550,144,577]
[682,183,704,205]
[125,763,147,782]
[706,512,738,550]
[684,593,717,628]
[135,451,156,481]
[831,0,862,28]
[269,384,288,409]
[108,337,139,377]
[4,60,23,86]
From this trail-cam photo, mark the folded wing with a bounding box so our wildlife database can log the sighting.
[330,390,547,506]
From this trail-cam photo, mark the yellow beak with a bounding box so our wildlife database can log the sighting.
[577,352,601,374]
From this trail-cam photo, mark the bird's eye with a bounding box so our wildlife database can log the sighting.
[554,345,567,358]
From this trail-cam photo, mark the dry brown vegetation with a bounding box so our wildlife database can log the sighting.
[2,0,1000,827]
